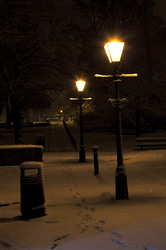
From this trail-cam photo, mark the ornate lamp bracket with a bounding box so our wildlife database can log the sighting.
[108,98,128,109]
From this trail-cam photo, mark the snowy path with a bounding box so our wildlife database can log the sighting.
[0,150,166,249]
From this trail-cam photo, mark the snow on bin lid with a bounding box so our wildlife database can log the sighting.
[20,161,43,169]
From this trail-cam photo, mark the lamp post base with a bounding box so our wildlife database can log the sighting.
[115,165,128,200]
[79,145,86,162]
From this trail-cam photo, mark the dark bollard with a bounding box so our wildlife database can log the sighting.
[36,135,45,151]
[20,161,46,218]
[79,145,86,162]
[93,145,99,175]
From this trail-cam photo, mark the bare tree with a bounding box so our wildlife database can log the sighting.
[0,0,89,143]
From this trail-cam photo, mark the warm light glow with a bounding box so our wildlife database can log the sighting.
[104,41,124,63]
[76,80,86,92]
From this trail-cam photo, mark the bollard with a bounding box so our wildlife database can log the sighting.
[93,145,99,175]
[36,135,45,151]
[80,145,86,162]
[20,161,46,218]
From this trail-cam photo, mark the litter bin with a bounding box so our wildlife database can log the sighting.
[20,161,46,218]
[36,135,45,151]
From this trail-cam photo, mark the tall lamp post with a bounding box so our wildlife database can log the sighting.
[95,40,138,200]
[70,80,92,162]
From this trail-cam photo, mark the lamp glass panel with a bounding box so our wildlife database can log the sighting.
[76,80,86,92]
[104,43,112,63]
[104,41,124,62]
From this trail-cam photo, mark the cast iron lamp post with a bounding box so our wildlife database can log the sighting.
[95,40,138,199]
[70,80,92,163]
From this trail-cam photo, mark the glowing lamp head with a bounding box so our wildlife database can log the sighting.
[104,41,124,63]
[76,80,86,92]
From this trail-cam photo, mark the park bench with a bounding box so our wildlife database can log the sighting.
[136,137,166,150]
[0,145,43,166]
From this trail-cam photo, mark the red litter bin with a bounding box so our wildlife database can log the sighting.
[20,161,46,218]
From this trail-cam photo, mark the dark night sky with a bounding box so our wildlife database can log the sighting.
[154,0,166,21]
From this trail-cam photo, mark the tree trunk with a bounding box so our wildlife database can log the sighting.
[136,109,140,137]
[13,108,23,144]
[10,95,23,144]
[6,109,12,129]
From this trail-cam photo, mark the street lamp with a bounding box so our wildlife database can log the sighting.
[106,41,128,200]
[70,79,92,162]
[95,40,138,200]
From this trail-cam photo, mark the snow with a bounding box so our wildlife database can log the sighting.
[0,149,166,249]
[0,145,43,149]
[20,161,44,169]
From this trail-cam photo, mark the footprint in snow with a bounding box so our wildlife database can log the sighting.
[51,234,70,249]
[112,238,132,248]
[144,247,157,250]
[112,231,122,238]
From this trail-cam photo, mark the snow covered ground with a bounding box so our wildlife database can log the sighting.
[0,149,166,250]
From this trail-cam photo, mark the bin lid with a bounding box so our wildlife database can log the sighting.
[20,161,43,169]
